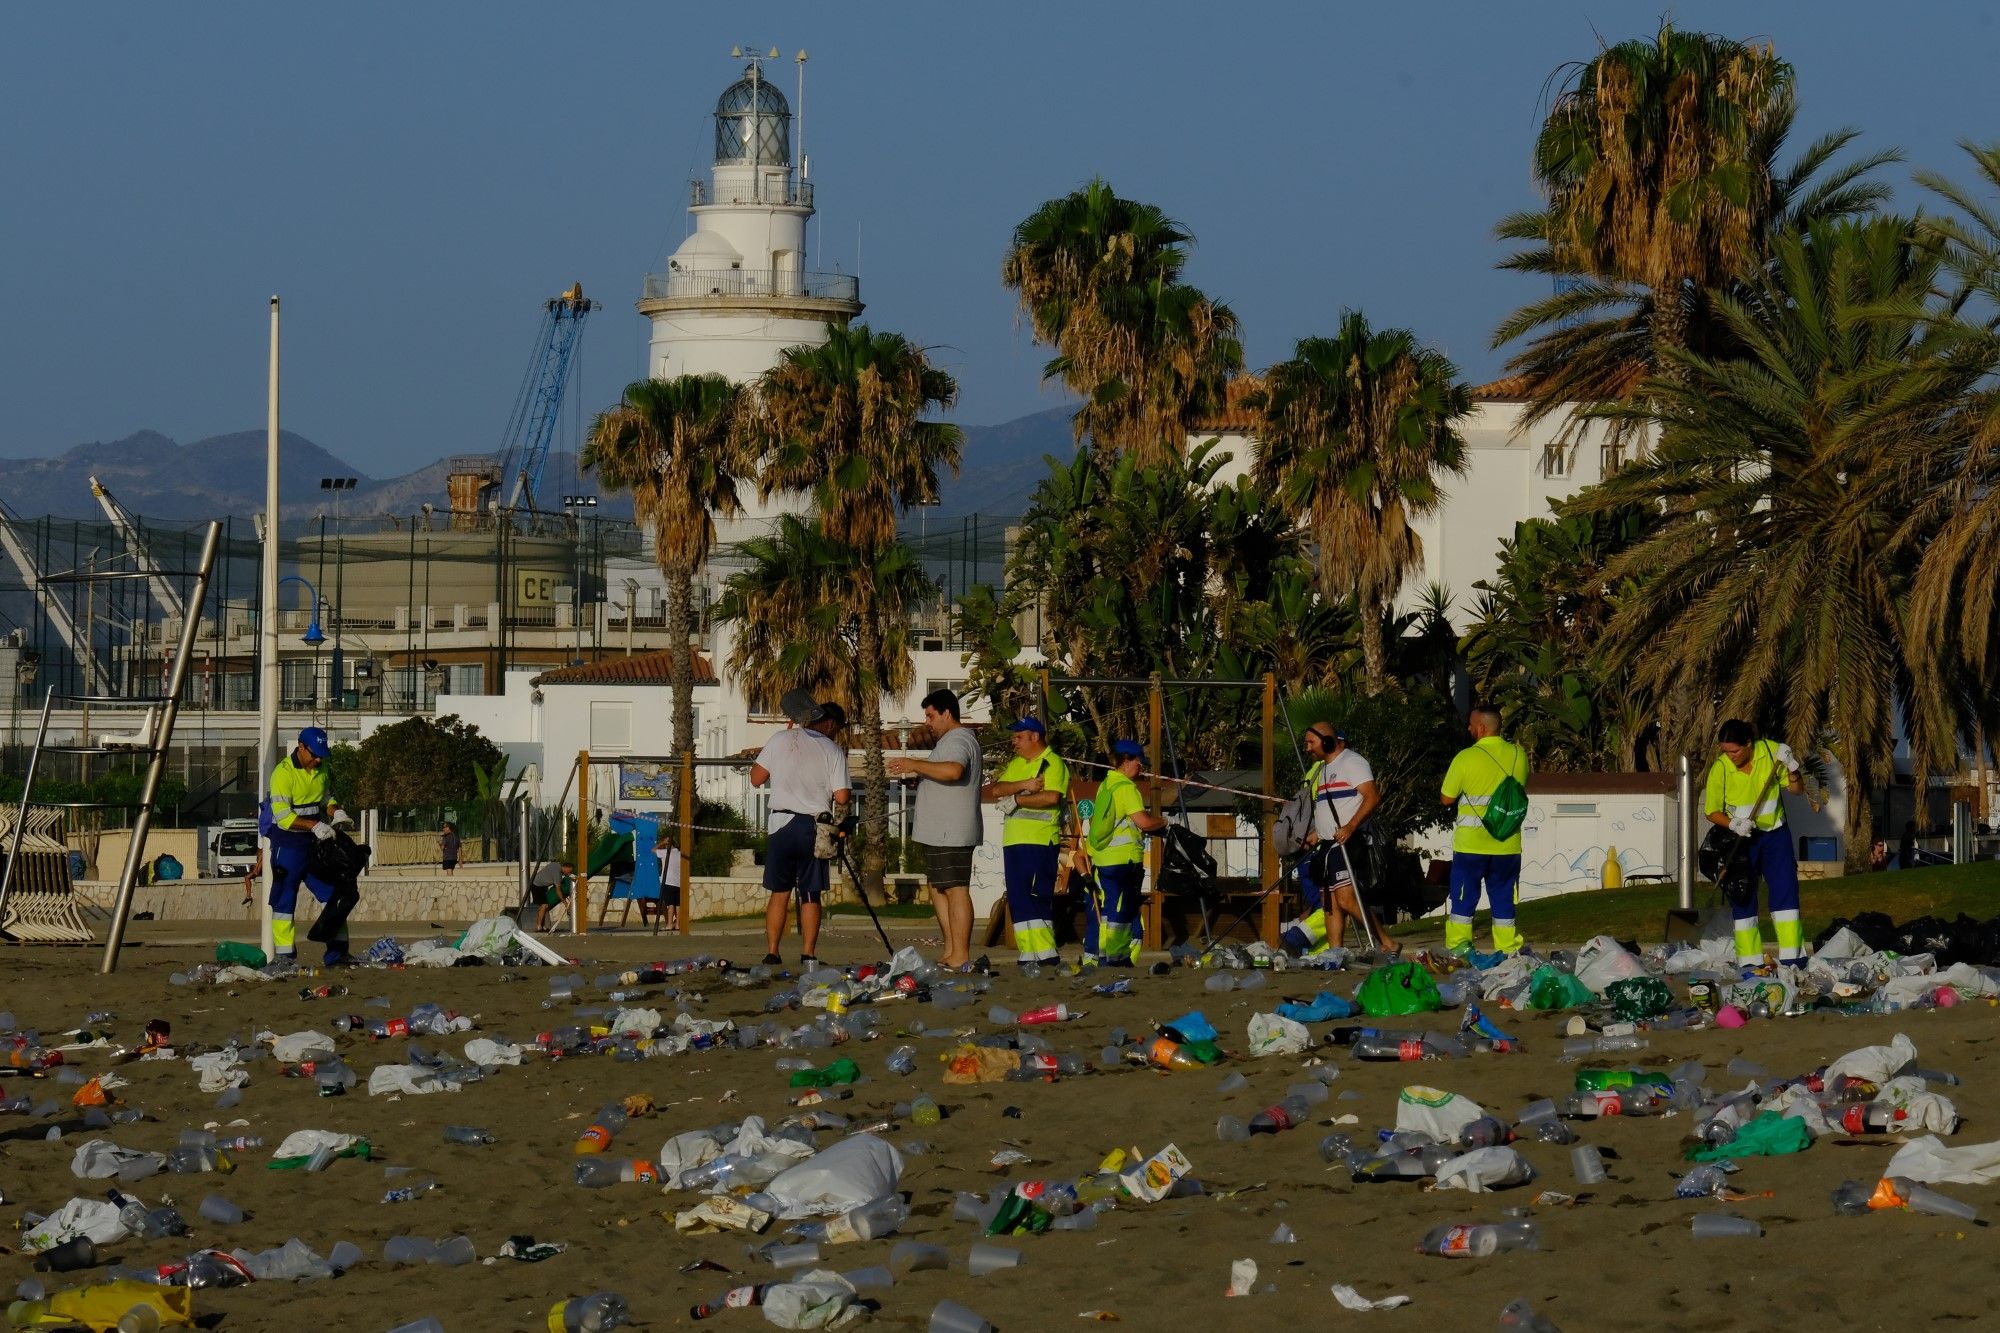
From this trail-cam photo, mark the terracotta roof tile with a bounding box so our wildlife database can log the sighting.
[1470,375,1533,402]
[530,650,716,687]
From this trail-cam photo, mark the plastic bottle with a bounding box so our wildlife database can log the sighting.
[549,1291,631,1331]
[164,1146,233,1174]
[1352,1032,1469,1061]
[1418,1220,1541,1257]
[887,1046,917,1077]
[1877,1176,1982,1223]
[1689,1214,1761,1239]
[1675,1164,1733,1200]
[1836,1103,1907,1135]
[575,1103,630,1154]
[383,1179,441,1203]
[572,1158,660,1188]
[1248,1093,1313,1135]
[1457,1116,1513,1150]
[1017,1002,1076,1025]
[1560,1089,1664,1118]
[795,1195,910,1244]
[1498,1298,1562,1331]
[1573,1068,1672,1092]
[32,1235,97,1273]
[1561,1035,1648,1062]
[1353,1144,1456,1183]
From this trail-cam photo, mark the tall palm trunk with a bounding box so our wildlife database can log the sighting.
[854,593,889,901]
[665,569,695,762]
[1358,595,1389,694]
[1651,281,1691,386]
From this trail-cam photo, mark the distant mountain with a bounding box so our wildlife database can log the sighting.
[0,404,1082,525]
[939,405,1079,519]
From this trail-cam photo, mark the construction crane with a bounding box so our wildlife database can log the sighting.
[498,283,597,511]
[0,501,110,694]
[89,476,185,621]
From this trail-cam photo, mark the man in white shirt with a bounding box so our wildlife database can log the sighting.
[1296,724,1394,953]
[750,690,850,967]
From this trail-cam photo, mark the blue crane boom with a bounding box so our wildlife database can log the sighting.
[498,284,597,511]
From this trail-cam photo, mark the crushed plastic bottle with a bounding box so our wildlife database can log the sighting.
[572,1158,660,1188]
[1418,1219,1541,1258]
[575,1103,629,1154]
[1352,1033,1469,1062]
[549,1290,631,1331]
[1248,1093,1313,1135]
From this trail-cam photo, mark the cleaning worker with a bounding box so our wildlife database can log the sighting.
[1438,704,1530,957]
[1294,723,1396,955]
[263,725,354,965]
[1704,718,1816,969]
[982,716,1070,972]
[1077,739,1165,967]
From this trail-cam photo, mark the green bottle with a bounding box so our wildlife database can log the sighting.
[1574,1068,1672,1092]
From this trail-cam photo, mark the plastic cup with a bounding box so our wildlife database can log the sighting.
[116,1305,162,1333]
[766,1242,821,1270]
[383,1236,436,1265]
[892,1241,950,1272]
[197,1194,243,1226]
[1517,1098,1557,1126]
[1689,1214,1762,1239]
[1216,1115,1250,1142]
[930,1299,998,1333]
[429,1235,475,1267]
[326,1241,365,1271]
[965,1242,1020,1276]
[1570,1146,1607,1185]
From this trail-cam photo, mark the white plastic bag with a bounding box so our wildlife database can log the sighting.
[22,1198,129,1250]
[1885,1133,2000,1185]
[763,1134,903,1219]
[1574,935,1648,994]
[464,1037,523,1067]
[271,1129,359,1160]
[1823,1032,1918,1086]
[367,1064,459,1096]
[1394,1086,1484,1142]
[1431,1145,1536,1192]
[189,1051,248,1093]
[1246,1011,1310,1058]
[269,1030,336,1063]
[761,1268,864,1329]
[69,1139,163,1180]
[659,1129,726,1188]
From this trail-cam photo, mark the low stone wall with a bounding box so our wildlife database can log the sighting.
[68,871,858,928]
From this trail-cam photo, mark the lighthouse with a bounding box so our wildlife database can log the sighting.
[639,51,863,386]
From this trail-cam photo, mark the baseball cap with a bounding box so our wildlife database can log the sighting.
[779,688,825,726]
[297,726,330,758]
[1009,717,1046,735]
[1112,738,1145,760]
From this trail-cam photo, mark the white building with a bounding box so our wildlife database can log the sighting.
[1195,376,1632,630]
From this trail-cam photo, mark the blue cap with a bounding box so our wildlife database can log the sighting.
[298,726,330,758]
[1010,717,1046,735]
[1112,739,1145,760]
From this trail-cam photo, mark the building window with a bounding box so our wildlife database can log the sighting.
[589,700,632,752]
[1553,802,1598,817]
[451,664,484,695]
[280,659,316,708]
[1543,447,1568,479]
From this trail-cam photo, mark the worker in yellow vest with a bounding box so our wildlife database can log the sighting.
[982,717,1070,971]
[1077,740,1165,967]
[1704,718,1815,968]
[1438,705,1530,957]
[263,726,354,965]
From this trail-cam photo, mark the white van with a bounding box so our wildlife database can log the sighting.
[199,819,261,879]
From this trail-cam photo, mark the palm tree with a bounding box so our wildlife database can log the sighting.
[745,324,963,894]
[1255,311,1472,693]
[583,374,751,763]
[713,514,934,726]
[1003,179,1241,462]
[1576,216,1986,856]
[1492,26,1895,453]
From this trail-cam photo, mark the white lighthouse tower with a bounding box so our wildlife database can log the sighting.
[639,51,862,386]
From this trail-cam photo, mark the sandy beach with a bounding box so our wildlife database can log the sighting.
[4,914,1996,1332]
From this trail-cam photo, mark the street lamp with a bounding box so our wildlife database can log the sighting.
[279,575,326,646]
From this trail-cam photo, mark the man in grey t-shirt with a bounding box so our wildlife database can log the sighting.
[887,688,983,969]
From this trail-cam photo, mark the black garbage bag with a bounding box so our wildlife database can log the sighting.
[306,829,370,945]
[1975,915,2000,968]
[1893,914,1956,962]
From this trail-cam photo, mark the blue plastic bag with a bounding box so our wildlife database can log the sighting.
[1276,991,1358,1023]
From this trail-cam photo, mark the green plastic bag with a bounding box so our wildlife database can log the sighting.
[788,1057,860,1089]
[1685,1111,1812,1161]
[1527,964,1596,1011]
[1605,975,1673,1022]
[1357,962,1442,1017]
[216,940,267,968]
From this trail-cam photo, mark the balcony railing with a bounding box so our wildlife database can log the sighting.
[690,179,813,208]
[642,269,859,304]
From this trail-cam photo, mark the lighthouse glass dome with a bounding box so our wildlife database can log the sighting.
[714,67,791,166]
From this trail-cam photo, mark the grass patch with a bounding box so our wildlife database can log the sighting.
[1392,860,2000,946]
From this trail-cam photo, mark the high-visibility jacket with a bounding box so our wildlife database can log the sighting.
[1088,769,1146,867]
[1440,736,1529,855]
[998,750,1070,847]
[1704,741,1799,831]
[267,753,331,834]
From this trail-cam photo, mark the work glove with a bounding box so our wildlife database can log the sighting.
[329,810,354,828]
[311,821,336,842]
[1728,816,1754,838]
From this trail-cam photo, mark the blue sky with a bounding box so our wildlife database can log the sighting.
[3,2,1991,476]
